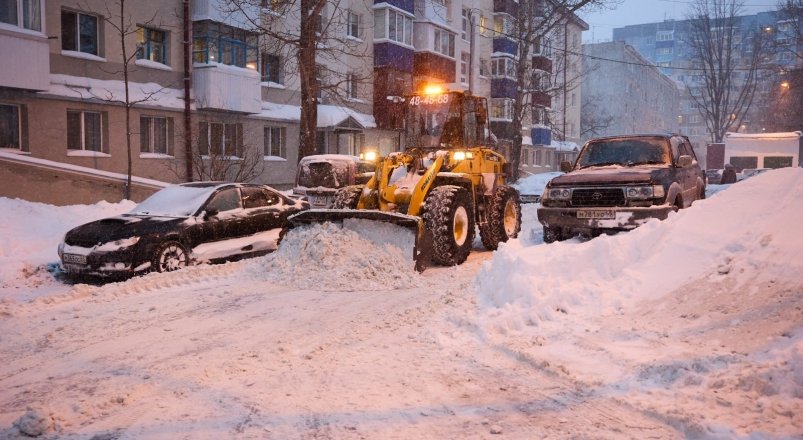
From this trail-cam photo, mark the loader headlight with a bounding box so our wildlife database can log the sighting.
[452,151,473,161]
[625,185,664,200]
[546,188,572,200]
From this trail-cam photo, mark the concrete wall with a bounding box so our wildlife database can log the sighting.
[0,160,161,206]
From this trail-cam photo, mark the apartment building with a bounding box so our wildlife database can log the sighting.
[489,1,587,175]
[612,11,801,150]
[1,0,587,204]
[581,41,680,140]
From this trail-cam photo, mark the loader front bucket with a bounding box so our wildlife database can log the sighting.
[287,209,433,272]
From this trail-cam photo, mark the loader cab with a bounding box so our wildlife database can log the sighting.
[404,89,487,150]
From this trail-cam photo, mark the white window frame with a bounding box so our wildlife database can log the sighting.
[264,126,286,159]
[347,10,360,39]
[67,110,104,152]
[434,28,455,57]
[0,0,42,31]
[491,57,516,79]
[61,9,99,55]
[140,116,171,155]
[373,7,413,47]
[491,98,514,121]
[460,51,469,84]
[346,73,358,99]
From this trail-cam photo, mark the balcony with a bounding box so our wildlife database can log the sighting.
[192,0,259,28]
[193,63,261,113]
[532,91,551,108]
[0,27,49,91]
[532,55,552,73]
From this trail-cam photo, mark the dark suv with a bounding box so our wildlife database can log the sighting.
[538,134,706,242]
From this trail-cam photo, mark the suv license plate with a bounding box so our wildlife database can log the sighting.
[63,253,87,265]
[577,210,615,219]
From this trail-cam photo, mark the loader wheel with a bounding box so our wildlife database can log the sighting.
[331,185,364,209]
[480,186,522,250]
[422,185,475,266]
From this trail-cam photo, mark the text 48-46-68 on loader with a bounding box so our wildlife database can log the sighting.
[288,86,522,271]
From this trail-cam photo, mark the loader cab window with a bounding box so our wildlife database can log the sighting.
[406,92,462,148]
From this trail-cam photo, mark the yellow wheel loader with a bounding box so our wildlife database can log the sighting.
[288,87,522,271]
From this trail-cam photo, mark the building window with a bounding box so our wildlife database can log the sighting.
[136,27,167,64]
[657,47,673,55]
[373,8,413,46]
[140,116,171,155]
[61,10,99,55]
[261,0,284,12]
[67,110,104,152]
[532,106,547,125]
[479,58,490,77]
[656,31,674,41]
[1,0,41,31]
[493,14,515,36]
[491,57,516,78]
[460,51,469,84]
[261,53,282,83]
[193,21,258,68]
[198,121,242,157]
[347,10,360,39]
[434,28,455,57]
[264,126,286,158]
[0,104,23,150]
[491,98,513,120]
[346,73,358,99]
[461,8,470,41]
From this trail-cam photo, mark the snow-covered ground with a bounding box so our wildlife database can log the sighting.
[1,169,801,439]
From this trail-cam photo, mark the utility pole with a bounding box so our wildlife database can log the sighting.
[183,0,193,182]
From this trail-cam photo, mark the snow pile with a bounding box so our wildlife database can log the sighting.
[512,171,562,195]
[0,198,135,301]
[247,222,420,291]
[477,168,803,325]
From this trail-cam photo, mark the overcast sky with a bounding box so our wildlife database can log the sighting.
[578,0,781,43]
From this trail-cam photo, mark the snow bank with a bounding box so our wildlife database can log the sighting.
[0,198,135,301]
[512,172,562,195]
[246,222,420,291]
[476,167,803,326]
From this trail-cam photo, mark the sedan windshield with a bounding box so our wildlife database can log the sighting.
[129,185,217,217]
[576,138,671,169]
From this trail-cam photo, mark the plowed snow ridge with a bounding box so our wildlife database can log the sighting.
[244,222,420,291]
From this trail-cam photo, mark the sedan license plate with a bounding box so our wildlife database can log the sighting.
[309,195,330,207]
[577,210,615,219]
[63,253,87,265]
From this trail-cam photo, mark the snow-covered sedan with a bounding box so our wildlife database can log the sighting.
[58,182,309,278]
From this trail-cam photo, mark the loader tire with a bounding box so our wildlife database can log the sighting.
[480,186,522,250]
[331,185,364,209]
[422,185,475,266]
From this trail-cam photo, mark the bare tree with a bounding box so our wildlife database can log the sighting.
[504,0,614,181]
[168,115,265,182]
[684,0,773,143]
[766,0,803,131]
[91,0,169,199]
[580,93,614,138]
[222,0,373,162]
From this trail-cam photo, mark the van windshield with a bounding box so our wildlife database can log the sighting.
[296,160,350,189]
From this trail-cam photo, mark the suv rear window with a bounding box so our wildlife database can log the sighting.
[297,160,350,189]
[576,138,671,169]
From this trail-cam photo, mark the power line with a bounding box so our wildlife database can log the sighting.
[479,24,785,73]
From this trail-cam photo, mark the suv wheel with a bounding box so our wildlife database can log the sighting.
[543,226,563,244]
